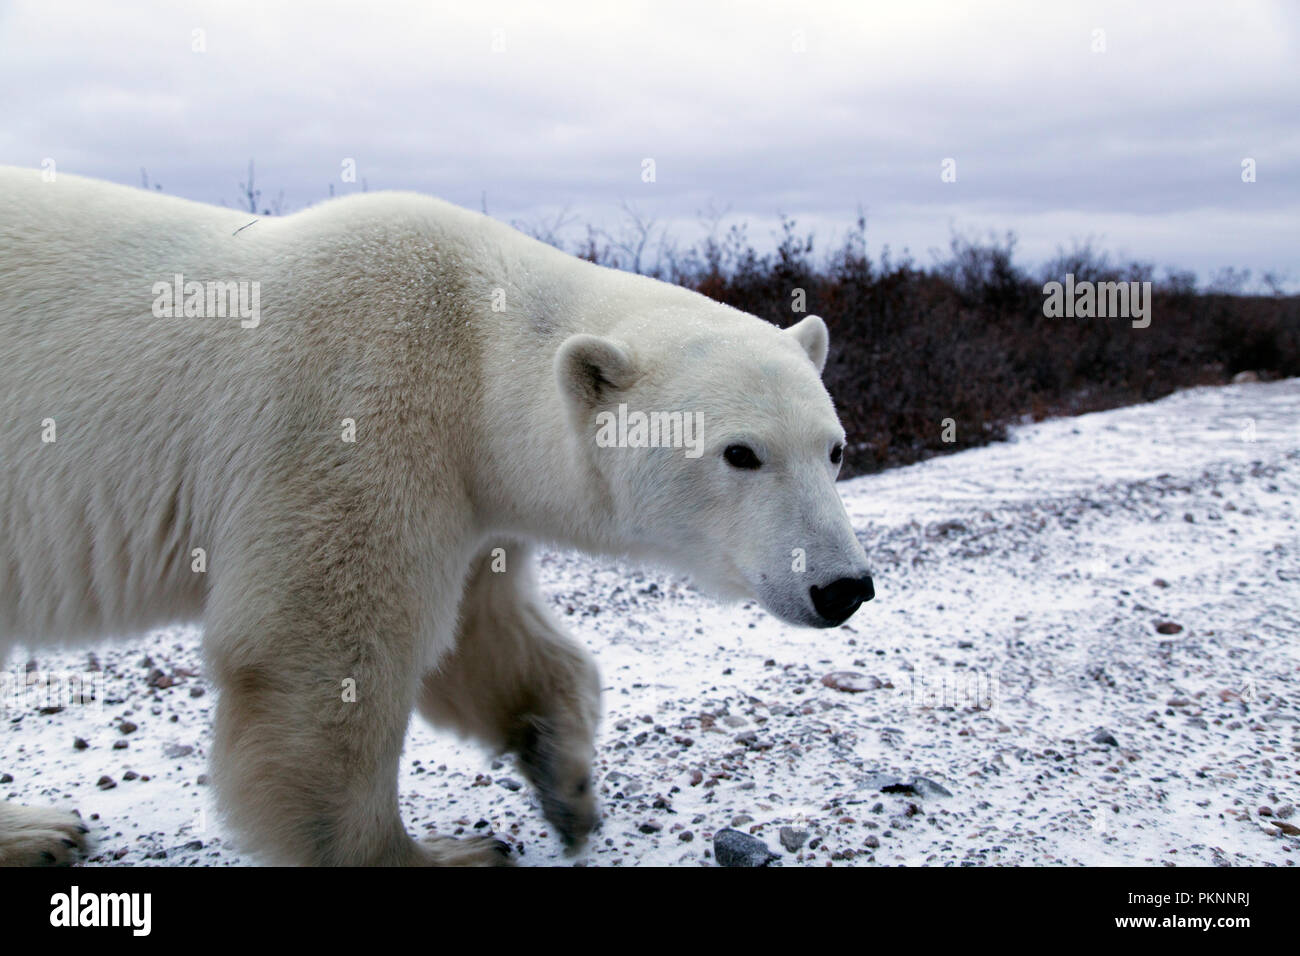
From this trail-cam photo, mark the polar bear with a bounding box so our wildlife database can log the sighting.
[0,167,873,866]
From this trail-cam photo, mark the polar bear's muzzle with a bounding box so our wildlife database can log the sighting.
[809,574,875,627]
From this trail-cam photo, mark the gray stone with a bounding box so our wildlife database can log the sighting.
[912,776,953,798]
[779,826,809,852]
[713,828,779,867]
[858,771,905,791]
[603,770,643,797]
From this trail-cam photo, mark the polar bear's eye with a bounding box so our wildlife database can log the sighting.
[830,443,844,465]
[724,444,762,470]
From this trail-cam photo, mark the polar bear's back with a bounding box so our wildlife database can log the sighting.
[0,171,451,645]
[0,170,278,644]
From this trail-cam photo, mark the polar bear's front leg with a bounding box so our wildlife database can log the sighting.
[417,541,601,848]
[202,522,510,867]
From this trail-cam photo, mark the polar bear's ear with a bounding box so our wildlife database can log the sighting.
[555,334,638,408]
[785,314,829,373]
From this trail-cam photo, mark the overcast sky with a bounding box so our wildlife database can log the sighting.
[1,0,1295,285]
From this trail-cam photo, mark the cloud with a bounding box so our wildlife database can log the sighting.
[0,0,1295,281]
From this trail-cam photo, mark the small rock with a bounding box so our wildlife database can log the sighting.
[638,821,662,834]
[1275,804,1294,819]
[146,668,174,690]
[496,777,522,792]
[163,743,193,759]
[859,772,904,791]
[1154,621,1183,635]
[0,773,12,784]
[881,780,918,796]
[779,827,808,852]
[679,831,694,842]
[1092,729,1119,747]
[821,671,882,693]
[112,740,128,750]
[122,770,138,781]
[117,720,138,735]
[864,835,881,849]
[912,776,953,798]
[603,770,643,797]
[1275,821,1300,837]
[189,686,205,698]
[731,814,754,827]
[73,737,89,751]
[930,520,967,538]
[96,775,117,790]
[713,828,779,867]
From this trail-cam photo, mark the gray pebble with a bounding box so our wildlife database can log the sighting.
[779,826,808,852]
[713,828,779,867]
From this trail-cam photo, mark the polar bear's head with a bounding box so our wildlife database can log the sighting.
[557,312,873,628]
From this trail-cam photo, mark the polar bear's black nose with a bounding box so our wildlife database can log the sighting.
[810,575,874,626]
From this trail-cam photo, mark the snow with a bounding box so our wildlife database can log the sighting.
[3,379,1298,866]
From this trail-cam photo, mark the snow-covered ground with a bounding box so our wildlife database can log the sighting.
[3,380,1298,866]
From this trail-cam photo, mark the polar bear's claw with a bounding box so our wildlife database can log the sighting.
[417,834,515,867]
[0,805,90,867]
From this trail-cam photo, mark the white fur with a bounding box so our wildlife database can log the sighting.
[0,167,869,865]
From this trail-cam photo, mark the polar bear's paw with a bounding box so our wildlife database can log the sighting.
[517,716,598,851]
[416,834,515,867]
[0,804,90,866]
